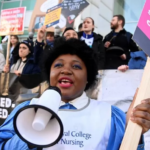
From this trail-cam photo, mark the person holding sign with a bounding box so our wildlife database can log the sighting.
[0,38,150,150]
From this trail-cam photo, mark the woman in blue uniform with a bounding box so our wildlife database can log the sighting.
[0,38,150,150]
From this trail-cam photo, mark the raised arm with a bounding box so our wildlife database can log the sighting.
[33,26,46,64]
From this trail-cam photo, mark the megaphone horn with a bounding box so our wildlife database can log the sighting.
[13,86,63,148]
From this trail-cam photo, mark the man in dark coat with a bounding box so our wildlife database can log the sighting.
[103,15,139,69]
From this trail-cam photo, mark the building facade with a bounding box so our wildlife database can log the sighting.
[0,0,146,37]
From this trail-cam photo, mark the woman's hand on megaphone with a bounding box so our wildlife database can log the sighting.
[37,25,46,43]
[3,64,10,73]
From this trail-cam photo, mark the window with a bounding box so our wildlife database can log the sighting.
[0,0,36,11]
[114,0,146,33]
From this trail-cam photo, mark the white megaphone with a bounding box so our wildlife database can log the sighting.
[13,86,63,148]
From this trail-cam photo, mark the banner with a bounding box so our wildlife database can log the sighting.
[29,0,89,32]
[0,7,26,36]
[133,0,150,56]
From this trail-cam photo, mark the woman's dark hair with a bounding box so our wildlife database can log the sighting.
[42,37,98,91]
[10,35,19,47]
[84,17,95,32]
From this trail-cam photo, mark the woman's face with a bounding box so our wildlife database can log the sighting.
[82,18,94,33]
[19,44,30,59]
[50,54,87,102]
[10,36,18,45]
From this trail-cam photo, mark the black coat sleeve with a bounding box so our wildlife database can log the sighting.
[33,40,45,65]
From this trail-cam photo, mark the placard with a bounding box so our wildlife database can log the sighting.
[44,4,62,28]
[0,7,26,36]
[133,0,150,56]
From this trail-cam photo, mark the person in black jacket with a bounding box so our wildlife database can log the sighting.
[78,17,105,70]
[103,15,139,69]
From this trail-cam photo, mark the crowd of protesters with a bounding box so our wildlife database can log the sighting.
[0,15,147,75]
[0,14,150,150]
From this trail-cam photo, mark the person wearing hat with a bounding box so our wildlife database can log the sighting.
[3,39,41,76]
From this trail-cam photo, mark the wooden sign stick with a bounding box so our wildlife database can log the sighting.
[2,35,11,96]
[120,57,150,150]
[6,35,11,66]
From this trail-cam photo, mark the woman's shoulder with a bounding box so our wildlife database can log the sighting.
[89,99,112,112]
[111,105,126,125]
[93,32,103,41]
[90,99,126,121]
[90,99,111,106]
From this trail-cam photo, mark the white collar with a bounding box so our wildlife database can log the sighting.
[60,92,89,109]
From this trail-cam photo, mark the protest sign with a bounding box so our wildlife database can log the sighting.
[61,0,89,27]
[29,0,63,32]
[29,0,89,32]
[44,4,62,28]
[133,0,150,56]
[0,7,26,36]
[120,0,150,149]
[0,97,15,125]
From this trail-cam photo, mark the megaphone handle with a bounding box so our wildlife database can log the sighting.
[32,108,52,131]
